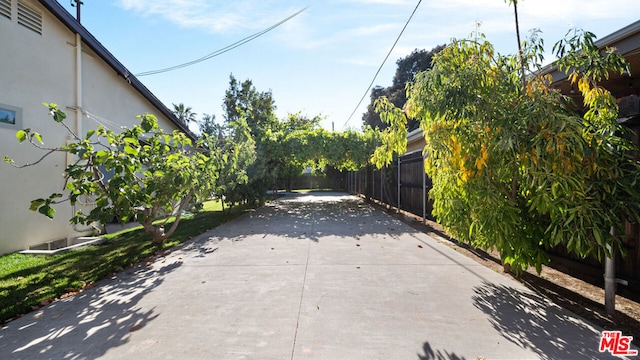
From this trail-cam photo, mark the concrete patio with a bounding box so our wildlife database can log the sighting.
[1,193,636,359]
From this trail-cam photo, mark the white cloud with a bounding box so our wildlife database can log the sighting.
[518,0,639,21]
[349,23,401,36]
[116,0,305,33]
[425,0,504,12]
[346,0,413,4]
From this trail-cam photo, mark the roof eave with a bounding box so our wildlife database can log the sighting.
[539,19,640,83]
[37,0,195,140]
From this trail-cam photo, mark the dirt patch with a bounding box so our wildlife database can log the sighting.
[373,200,640,347]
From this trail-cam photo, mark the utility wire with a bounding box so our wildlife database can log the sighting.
[135,7,308,77]
[342,0,422,129]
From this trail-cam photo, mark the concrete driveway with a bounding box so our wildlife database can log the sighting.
[1,192,636,359]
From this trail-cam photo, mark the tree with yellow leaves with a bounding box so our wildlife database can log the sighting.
[376,29,640,274]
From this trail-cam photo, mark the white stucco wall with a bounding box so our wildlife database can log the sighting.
[0,0,182,254]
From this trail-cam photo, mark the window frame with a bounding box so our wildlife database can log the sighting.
[0,103,23,130]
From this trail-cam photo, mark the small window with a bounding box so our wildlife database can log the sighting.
[0,103,23,130]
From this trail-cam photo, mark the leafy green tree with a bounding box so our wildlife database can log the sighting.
[362,46,444,130]
[370,97,407,169]
[172,103,197,125]
[199,112,230,153]
[222,75,280,202]
[198,113,217,136]
[272,113,323,191]
[362,86,389,130]
[222,74,384,196]
[282,112,321,133]
[375,31,640,273]
[223,75,278,141]
[5,104,216,243]
[285,127,381,172]
[209,115,256,214]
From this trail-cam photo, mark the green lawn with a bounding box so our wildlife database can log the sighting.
[0,199,249,324]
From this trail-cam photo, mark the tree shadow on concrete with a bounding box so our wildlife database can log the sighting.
[417,342,468,360]
[0,259,182,360]
[472,281,608,360]
[206,192,406,244]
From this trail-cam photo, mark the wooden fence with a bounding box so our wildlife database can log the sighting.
[346,149,640,296]
[346,150,432,221]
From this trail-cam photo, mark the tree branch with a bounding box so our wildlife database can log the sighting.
[6,149,60,168]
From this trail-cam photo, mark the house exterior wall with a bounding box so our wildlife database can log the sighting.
[405,128,425,154]
[0,0,181,254]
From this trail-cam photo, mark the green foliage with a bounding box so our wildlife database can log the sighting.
[172,103,197,124]
[376,30,640,273]
[362,46,445,130]
[6,78,384,248]
[8,106,218,243]
[29,194,62,219]
[283,127,381,172]
[43,102,66,123]
[198,113,222,139]
[223,75,278,142]
[208,116,256,213]
[222,75,279,202]
[222,75,382,197]
[370,97,407,168]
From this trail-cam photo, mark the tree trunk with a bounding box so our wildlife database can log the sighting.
[140,194,193,244]
[161,193,193,240]
[142,220,165,243]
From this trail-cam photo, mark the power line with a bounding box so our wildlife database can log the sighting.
[342,0,422,129]
[135,7,308,77]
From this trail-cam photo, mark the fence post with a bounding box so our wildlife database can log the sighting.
[380,166,383,203]
[365,166,369,200]
[372,166,375,202]
[397,156,401,213]
[353,171,356,194]
[422,154,426,225]
[605,227,616,315]
[352,171,358,194]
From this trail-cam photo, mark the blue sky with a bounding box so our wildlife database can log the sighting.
[61,0,639,131]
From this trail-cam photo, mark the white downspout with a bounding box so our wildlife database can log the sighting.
[75,32,82,136]
[71,32,95,236]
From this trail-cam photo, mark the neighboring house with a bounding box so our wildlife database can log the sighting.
[545,19,640,125]
[405,128,425,154]
[0,0,193,254]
